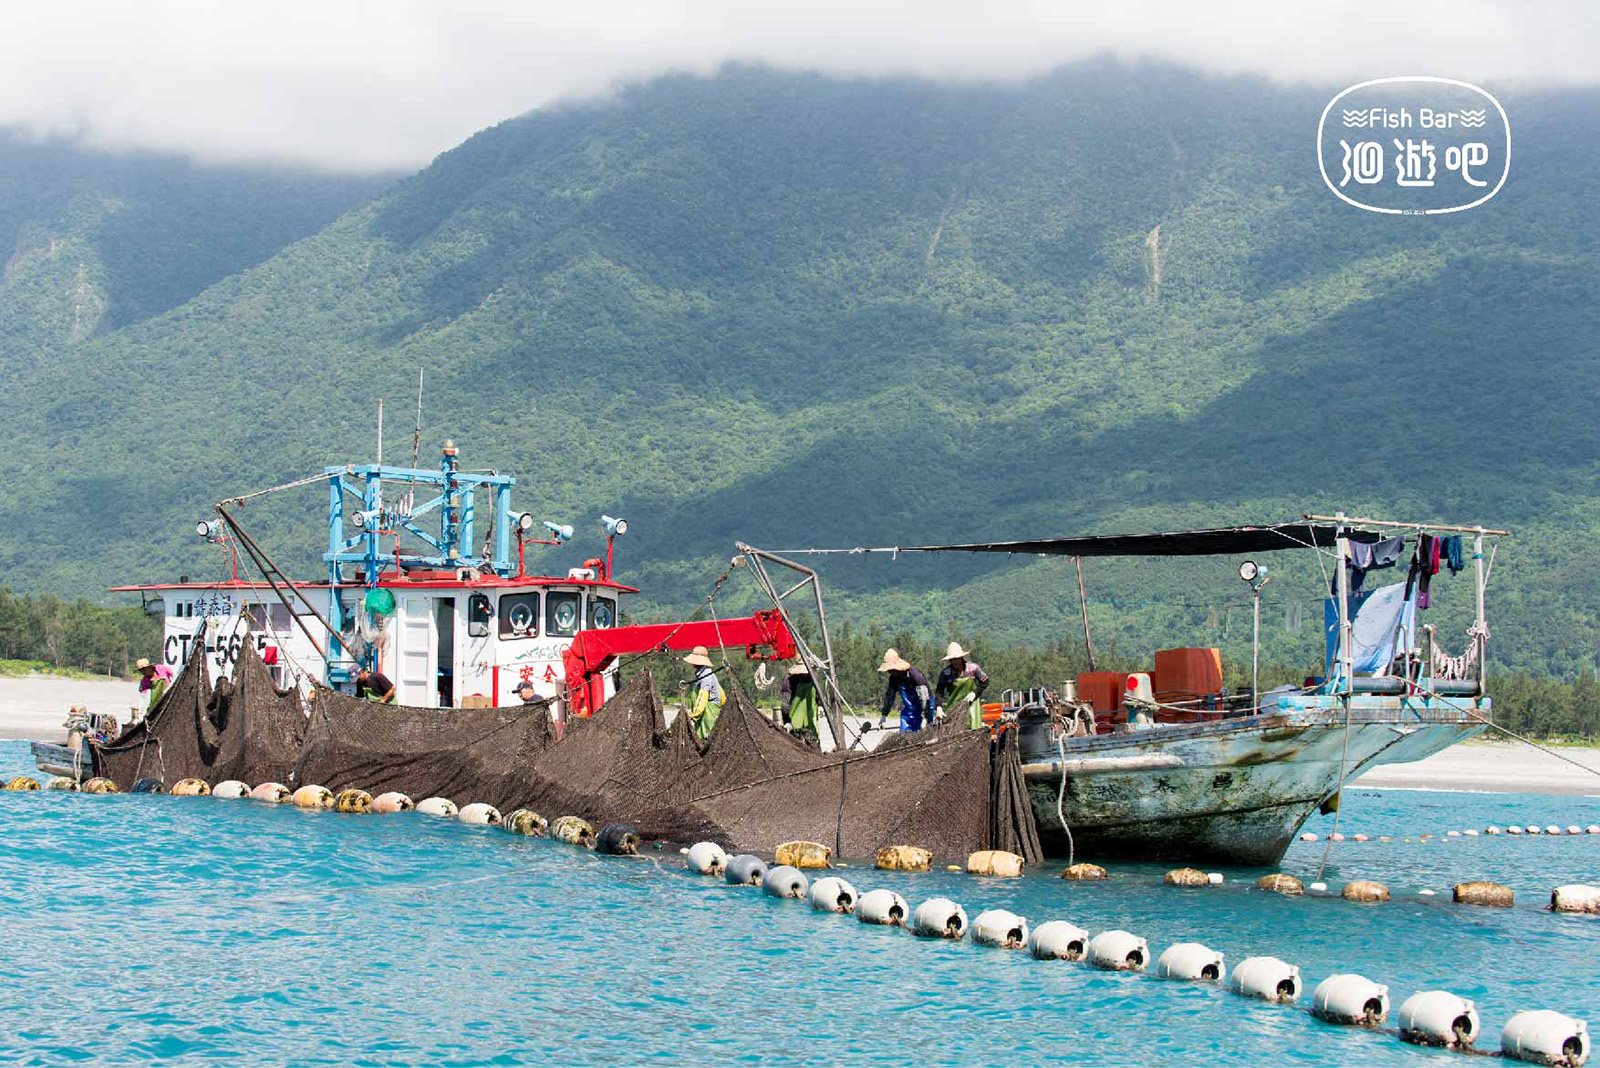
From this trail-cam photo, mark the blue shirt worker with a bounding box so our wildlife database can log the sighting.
[877,647,933,732]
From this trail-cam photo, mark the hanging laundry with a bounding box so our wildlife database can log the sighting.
[1418,534,1442,609]
[1344,535,1405,595]
[1443,534,1465,575]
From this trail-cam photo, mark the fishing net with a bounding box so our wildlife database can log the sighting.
[292,688,556,810]
[205,643,308,786]
[512,670,1042,863]
[92,656,1040,863]
[94,643,217,788]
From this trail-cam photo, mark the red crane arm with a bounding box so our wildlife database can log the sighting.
[562,609,796,717]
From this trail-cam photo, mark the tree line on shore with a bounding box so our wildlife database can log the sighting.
[0,587,159,677]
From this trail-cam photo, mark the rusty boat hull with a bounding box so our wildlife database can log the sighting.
[1021,697,1488,865]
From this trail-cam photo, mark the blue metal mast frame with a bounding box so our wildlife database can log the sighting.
[322,444,518,661]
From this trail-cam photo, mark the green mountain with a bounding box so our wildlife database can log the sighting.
[0,131,392,372]
[2,63,1595,678]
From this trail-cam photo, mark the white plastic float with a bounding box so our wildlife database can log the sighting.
[1501,1010,1590,1067]
[1551,885,1600,915]
[212,780,250,799]
[808,876,857,913]
[1398,990,1480,1048]
[1086,930,1148,972]
[1155,942,1224,982]
[373,792,415,813]
[1029,921,1089,961]
[1228,956,1301,1003]
[685,841,729,876]
[457,802,502,826]
[723,854,767,886]
[1311,974,1390,1026]
[249,782,290,803]
[971,909,1029,949]
[416,797,458,817]
[910,898,968,940]
[761,865,810,899]
[856,889,908,926]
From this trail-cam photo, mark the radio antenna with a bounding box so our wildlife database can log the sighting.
[410,368,424,469]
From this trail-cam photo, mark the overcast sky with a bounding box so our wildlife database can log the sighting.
[0,1,1592,172]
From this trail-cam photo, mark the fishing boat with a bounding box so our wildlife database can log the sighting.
[48,439,1501,866]
[831,520,1504,864]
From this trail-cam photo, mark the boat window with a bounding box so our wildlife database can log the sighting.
[547,591,580,638]
[467,593,492,638]
[499,593,541,639]
[588,596,617,630]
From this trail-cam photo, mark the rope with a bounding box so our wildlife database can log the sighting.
[1315,699,1354,882]
[217,471,333,506]
[1055,733,1075,867]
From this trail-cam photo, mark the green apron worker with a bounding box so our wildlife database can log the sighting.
[935,642,990,730]
[136,658,174,712]
[780,661,818,740]
[683,645,723,740]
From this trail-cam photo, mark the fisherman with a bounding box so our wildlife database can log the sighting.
[354,665,396,704]
[876,648,933,732]
[935,641,990,730]
[780,661,818,740]
[135,657,174,712]
[682,645,724,741]
[515,679,541,705]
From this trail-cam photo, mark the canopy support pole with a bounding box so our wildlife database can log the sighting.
[1074,556,1096,672]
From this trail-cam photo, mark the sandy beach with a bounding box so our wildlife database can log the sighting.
[1354,741,1600,796]
[0,674,144,741]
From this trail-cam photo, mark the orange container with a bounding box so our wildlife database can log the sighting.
[1077,672,1135,715]
[980,701,1004,725]
[1154,648,1223,698]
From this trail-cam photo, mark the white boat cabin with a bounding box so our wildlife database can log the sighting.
[114,571,634,711]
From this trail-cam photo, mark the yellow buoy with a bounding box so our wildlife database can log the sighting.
[1257,873,1305,895]
[334,788,374,813]
[45,776,78,791]
[505,809,548,836]
[5,775,41,791]
[1164,867,1209,888]
[82,777,120,794]
[551,815,597,848]
[171,778,212,797]
[966,850,1024,877]
[874,844,932,872]
[775,840,833,869]
[1454,881,1514,908]
[292,784,335,809]
[1061,862,1108,881]
[1342,880,1390,903]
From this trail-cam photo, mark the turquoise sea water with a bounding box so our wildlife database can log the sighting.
[1,739,1596,1066]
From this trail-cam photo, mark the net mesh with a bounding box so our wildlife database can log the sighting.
[93,657,1039,863]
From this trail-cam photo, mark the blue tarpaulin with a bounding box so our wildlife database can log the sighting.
[1325,581,1415,677]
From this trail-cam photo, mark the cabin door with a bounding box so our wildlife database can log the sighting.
[395,595,437,707]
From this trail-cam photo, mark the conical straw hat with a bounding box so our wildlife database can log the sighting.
[877,648,911,673]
